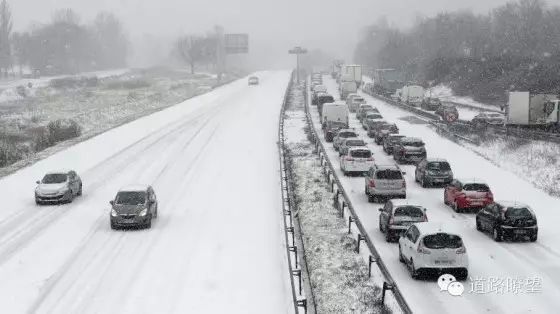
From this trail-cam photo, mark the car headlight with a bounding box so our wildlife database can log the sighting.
[427,171,437,176]
[139,208,148,217]
[58,186,69,194]
[111,209,118,217]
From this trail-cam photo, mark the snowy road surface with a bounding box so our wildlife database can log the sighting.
[0,71,294,313]
[309,76,560,314]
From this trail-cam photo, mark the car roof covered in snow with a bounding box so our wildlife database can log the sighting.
[348,146,369,152]
[457,178,488,185]
[414,222,461,236]
[45,169,73,175]
[374,164,401,170]
[390,199,425,208]
[494,200,531,209]
[119,184,150,192]
[426,158,448,163]
[401,137,423,143]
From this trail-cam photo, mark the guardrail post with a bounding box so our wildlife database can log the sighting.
[356,234,365,253]
[381,282,394,307]
[368,255,377,278]
[292,269,302,295]
[340,200,345,218]
[348,216,354,234]
[333,190,339,209]
[288,246,298,268]
[297,299,307,314]
[287,226,295,246]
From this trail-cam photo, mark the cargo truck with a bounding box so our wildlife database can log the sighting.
[506,92,560,130]
[340,64,362,86]
[400,85,425,106]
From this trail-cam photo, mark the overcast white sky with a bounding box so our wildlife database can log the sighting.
[10,0,555,69]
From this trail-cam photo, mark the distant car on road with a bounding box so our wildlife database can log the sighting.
[374,126,399,145]
[248,76,259,85]
[476,201,537,242]
[333,129,358,151]
[415,158,454,187]
[340,147,375,176]
[471,112,505,126]
[444,179,493,213]
[393,137,426,164]
[364,164,406,202]
[338,138,366,156]
[346,94,366,113]
[324,121,347,142]
[383,134,406,154]
[398,222,468,280]
[378,200,428,242]
[35,170,82,205]
[110,185,158,229]
[361,112,383,129]
[435,104,459,121]
[420,97,442,111]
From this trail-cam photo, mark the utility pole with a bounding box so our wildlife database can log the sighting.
[288,46,307,83]
[215,25,225,84]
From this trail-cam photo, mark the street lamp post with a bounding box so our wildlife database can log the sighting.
[288,46,307,83]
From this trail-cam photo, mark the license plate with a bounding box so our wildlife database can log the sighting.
[122,219,135,223]
[433,179,444,182]
[357,160,365,163]
[435,260,452,265]
[514,230,527,234]
[471,202,483,206]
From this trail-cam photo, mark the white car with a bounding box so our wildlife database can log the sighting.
[35,170,83,204]
[248,76,259,85]
[340,147,374,175]
[347,95,366,113]
[356,104,374,118]
[313,84,327,94]
[338,138,366,156]
[398,222,468,280]
[333,129,358,151]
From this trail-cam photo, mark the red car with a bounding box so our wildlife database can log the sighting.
[444,179,493,213]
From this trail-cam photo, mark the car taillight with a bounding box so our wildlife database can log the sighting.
[367,157,374,161]
[345,157,354,161]
[487,192,494,200]
[456,246,466,254]
[417,243,431,254]
[368,180,375,188]
[402,181,406,188]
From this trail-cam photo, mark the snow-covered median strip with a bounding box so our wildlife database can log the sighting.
[283,82,388,314]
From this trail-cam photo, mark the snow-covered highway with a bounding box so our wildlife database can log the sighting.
[0,71,294,313]
[308,76,560,314]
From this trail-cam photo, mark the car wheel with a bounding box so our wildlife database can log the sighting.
[367,194,374,203]
[110,221,117,230]
[398,246,405,263]
[77,184,82,196]
[409,259,419,279]
[453,202,460,213]
[493,227,502,242]
[421,176,428,188]
[145,219,152,229]
[385,230,392,242]
[476,218,482,231]
[530,233,537,242]
[35,199,41,206]
[66,190,74,203]
[443,193,448,205]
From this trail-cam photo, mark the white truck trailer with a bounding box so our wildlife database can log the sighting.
[400,85,425,106]
[340,64,363,86]
[321,102,349,128]
[507,92,560,130]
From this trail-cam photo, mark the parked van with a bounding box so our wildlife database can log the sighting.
[340,81,358,100]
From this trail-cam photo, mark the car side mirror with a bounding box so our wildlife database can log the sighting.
[378,208,383,212]
[149,200,155,205]
[401,171,406,175]
[36,180,40,184]
[109,200,114,206]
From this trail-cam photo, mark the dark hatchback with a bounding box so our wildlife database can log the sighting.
[476,201,538,242]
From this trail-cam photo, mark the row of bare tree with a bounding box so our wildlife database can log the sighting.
[0,1,128,77]
[354,0,560,103]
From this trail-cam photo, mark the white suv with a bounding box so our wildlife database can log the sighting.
[398,222,468,280]
[340,147,375,176]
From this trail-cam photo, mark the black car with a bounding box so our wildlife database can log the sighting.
[414,158,453,187]
[476,201,538,242]
[420,97,442,111]
[324,121,347,142]
[393,137,426,164]
[383,134,406,154]
[110,185,158,229]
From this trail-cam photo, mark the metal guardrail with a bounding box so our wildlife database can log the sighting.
[443,100,502,113]
[278,71,314,314]
[305,81,412,314]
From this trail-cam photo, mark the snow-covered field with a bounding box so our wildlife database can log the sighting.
[0,69,228,176]
[308,76,560,314]
[0,71,294,313]
[427,85,502,112]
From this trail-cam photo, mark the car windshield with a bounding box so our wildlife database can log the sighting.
[463,183,490,192]
[353,98,365,102]
[339,132,357,138]
[115,191,147,205]
[505,207,532,219]
[394,206,424,218]
[351,150,372,158]
[488,113,503,118]
[360,106,373,111]
[367,114,383,119]
[423,233,463,249]
[390,136,405,143]
[376,169,403,179]
[346,140,365,146]
[427,162,450,171]
[403,140,424,147]
[42,173,68,184]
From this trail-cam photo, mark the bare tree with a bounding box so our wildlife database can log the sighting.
[0,0,13,77]
[176,35,214,74]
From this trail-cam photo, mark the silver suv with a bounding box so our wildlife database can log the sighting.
[378,200,428,242]
[364,164,406,203]
[110,185,158,229]
[333,129,358,151]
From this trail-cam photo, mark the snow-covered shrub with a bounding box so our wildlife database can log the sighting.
[47,119,81,144]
